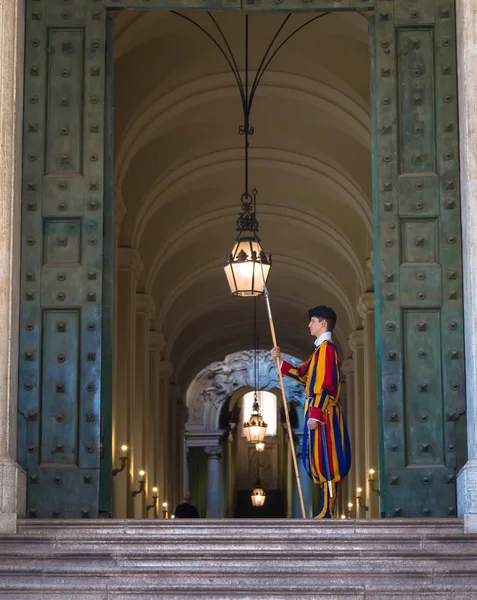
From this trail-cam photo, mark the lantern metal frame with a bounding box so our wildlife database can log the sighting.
[172,11,329,296]
[243,393,268,444]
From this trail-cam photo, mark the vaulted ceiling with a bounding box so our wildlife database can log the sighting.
[112,10,372,388]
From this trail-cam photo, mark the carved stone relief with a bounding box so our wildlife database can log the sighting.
[186,349,305,431]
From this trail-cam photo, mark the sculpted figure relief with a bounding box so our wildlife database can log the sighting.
[188,350,305,428]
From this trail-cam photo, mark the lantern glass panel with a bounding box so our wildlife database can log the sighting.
[224,236,271,296]
[251,487,266,507]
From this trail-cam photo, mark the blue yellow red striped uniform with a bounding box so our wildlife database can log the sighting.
[281,340,351,518]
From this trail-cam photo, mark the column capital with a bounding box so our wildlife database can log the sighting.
[348,329,365,354]
[117,247,143,279]
[204,446,222,459]
[158,361,174,379]
[149,331,165,352]
[357,292,375,320]
[341,358,355,377]
[136,293,155,318]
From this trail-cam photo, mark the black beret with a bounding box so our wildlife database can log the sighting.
[308,305,337,323]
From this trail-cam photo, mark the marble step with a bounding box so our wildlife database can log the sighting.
[0,519,477,599]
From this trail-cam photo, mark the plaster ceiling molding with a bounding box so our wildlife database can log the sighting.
[140,136,358,198]
[175,322,307,388]
[168,294,347,369]
[144,205,366,301]
[172,302,347,387]
[115,72,370,188]
[154,258,354,351]
[131,148,372,250]
[186,349,305,432]
[117,74,370,172]
[155,254,356,334]
[119,134,371,247]
[113,10,368,64]
[113,11,171,60]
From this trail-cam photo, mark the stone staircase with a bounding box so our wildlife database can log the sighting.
[1,519,477,599]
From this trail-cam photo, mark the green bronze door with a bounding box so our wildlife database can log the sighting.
[19,0,108,518]
[371,0,466,517]
[18,0,466,518]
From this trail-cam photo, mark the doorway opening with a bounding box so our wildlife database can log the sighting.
[110,9,375,519]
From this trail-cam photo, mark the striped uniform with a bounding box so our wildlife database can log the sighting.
[281,339,351,518]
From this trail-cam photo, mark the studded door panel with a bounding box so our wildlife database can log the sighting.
[19,0,106,518]
[372,0,466,517]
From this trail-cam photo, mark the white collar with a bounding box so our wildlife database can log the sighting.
[314,331,332,348]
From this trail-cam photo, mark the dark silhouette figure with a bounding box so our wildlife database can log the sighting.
[174,493,199,518]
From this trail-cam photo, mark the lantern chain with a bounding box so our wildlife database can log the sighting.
[171,10,330,233]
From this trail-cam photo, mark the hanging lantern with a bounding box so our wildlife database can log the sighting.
[224,232,272,297]
[224,190,272,297]
[243,393,267,443]
[255,441,265,452]
[251,486,266,507]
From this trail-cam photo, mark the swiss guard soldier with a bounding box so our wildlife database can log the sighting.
[271,305,351,518]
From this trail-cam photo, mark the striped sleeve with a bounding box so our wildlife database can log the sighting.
[281,355,312,386]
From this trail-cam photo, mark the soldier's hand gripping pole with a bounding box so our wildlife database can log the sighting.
[259,260,307,519]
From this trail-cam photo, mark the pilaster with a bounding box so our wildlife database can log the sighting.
[348,329,366,518]
[0,0,26,532]
[113,249,142,518]
[132,294,155,518]
[158,361,173,514]
[169,383,181,510]
[357,292,379,518]
[341,358,356,516]
[148,331,165,513]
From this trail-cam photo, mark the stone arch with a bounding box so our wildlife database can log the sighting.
[186,349,306,435]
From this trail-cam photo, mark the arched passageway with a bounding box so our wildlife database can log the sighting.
[110,10,377,519]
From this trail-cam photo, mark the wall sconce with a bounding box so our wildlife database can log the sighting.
[132,470,146,497]
[368,468,381,496]
[112,444,129,476]
[146,486,159,513]
[162,501,169,519]
[347,502,354,519]
[356,487,369,512]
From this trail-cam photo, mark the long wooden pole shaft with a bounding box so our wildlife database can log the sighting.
[262,286,307,519]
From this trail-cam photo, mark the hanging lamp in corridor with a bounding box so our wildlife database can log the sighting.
[221,14,271,296]
[251,447,266,507]
[251,484,266,507]
[171,12,329,297]
[243,392,267,444]
[172,10,330,519]
[243,298,267,444]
